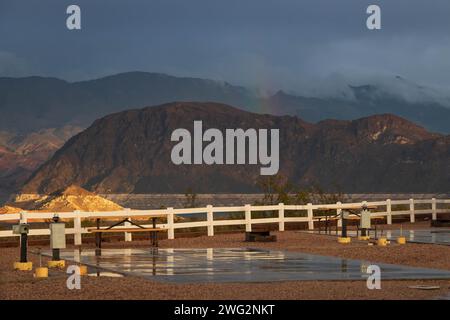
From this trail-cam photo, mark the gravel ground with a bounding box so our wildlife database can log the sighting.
[1,222,450,300]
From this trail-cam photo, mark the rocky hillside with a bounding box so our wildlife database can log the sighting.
[21,102,450,194]
[0,126,82,194]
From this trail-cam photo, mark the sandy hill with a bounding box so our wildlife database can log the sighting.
[9,185,123,212]
[0,205,22,214]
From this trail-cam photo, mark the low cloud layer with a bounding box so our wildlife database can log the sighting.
[1,0,450,102]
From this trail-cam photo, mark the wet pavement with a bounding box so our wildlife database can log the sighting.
[304,228,450,246]
[383,229,450,246]
[41,247,450,283]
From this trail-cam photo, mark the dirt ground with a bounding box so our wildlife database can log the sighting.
[1,222,450,300]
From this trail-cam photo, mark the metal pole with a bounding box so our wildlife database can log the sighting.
[52,248,60,261]
[95,218,101,256]
[341,212,347,238]
[152,217,157,247]
[20,233,28,263]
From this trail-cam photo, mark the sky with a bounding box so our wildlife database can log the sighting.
[1,0,450,97]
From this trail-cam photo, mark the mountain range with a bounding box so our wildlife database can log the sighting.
[1,72,449,196]
[21,102,450,194]
[1,72,449,134]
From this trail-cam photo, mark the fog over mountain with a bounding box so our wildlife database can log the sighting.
[289,74,450,108]
[1,72,449,134]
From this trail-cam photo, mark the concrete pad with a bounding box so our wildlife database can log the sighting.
[42,247,450,283]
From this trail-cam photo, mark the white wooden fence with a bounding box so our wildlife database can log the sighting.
[0,198,448,245]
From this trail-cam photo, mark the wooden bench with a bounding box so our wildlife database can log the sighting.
[87,216,167,250]
[245,231,277,242]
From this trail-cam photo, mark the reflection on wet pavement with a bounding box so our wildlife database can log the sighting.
[42,248,450,283]
[304,229,450,246]
[383,229,450,246]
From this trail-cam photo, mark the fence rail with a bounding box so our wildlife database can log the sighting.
[0,198,448,245]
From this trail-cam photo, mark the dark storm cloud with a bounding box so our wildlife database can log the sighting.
[1,0,450,96]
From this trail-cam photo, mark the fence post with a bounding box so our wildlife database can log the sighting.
[336,202,342,228]
[409,199,415,223]
[74,211,82,245]
[307,203,314,230]
[19,211,28,224]
[386,199,392,225]
[207,205,214,236]
[278,203,285,231]
[167,207,175,239]
[245,204,252,232]
[124,208,132,242]
[432,198,437,221]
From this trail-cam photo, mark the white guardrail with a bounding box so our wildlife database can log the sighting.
[0,198,449,245]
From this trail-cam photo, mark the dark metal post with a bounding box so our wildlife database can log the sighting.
[151,217,157,247]
[52,248,60,261]
[341,211,347,238]
[95,218,101,256]
[20,233,28,263]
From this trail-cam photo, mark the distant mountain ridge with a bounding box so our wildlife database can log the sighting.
[266,86,450,134]
[1,71,449,134]
[21,102,450,194]
[0,72,254,133]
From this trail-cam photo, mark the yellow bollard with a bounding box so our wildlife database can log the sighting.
[337,237,351,244]
[358,236,370,241]
[48,260,65,269]
[377,238,388,246]
[13,262,33,271]
[397,236,407,245]
[34,267,48,278]
[79,265,88,276]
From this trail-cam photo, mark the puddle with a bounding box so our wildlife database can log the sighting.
[382,229,450,246]
[41,248,450,283]
[303,228,450,246]
[86,271,124,278]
